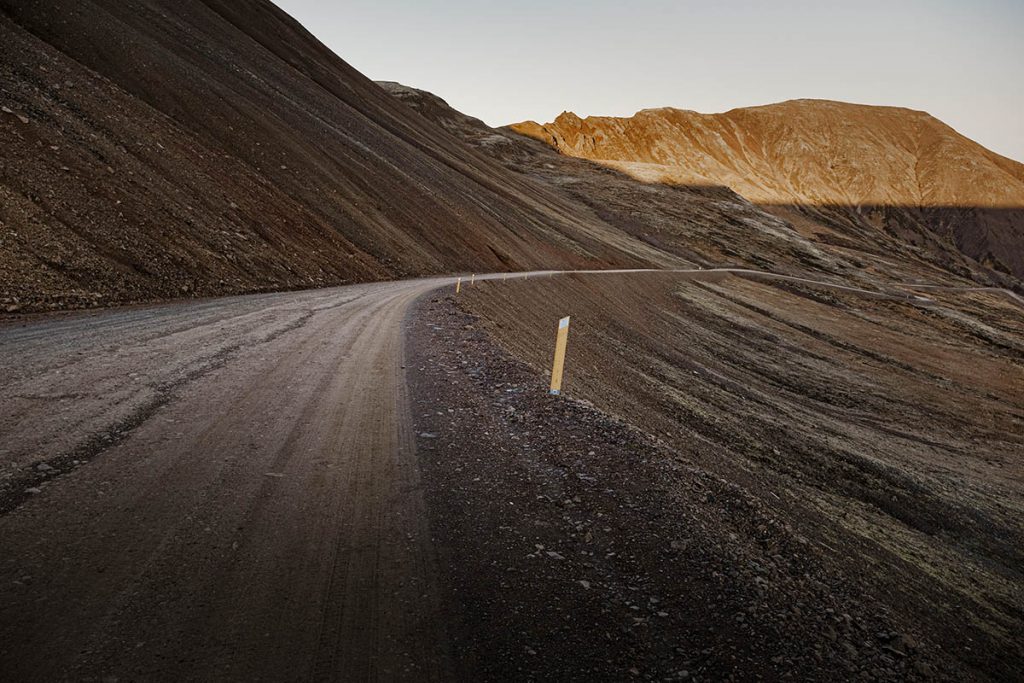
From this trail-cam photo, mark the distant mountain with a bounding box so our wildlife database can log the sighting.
[511,100,1024,279]
[381,82,860,280]
[383,83,1017,290]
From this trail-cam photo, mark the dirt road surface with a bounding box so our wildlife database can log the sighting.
[2,268,1017,680]
[0,278,458,681]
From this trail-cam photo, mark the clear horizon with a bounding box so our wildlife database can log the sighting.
[275,0,1024,163]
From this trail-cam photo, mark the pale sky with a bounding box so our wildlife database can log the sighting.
[275,0,1024,162]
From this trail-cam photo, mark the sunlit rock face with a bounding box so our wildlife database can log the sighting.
[512,100,1024,278]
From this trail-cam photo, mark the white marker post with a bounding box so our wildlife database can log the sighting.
[549,316,571,395]
[471,273,475,285]
[455,277,461,294]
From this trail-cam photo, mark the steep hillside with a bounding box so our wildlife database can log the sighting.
[511,100,1024,280]
[4,0,1017,315]
[0,0,674,312]
[384,83,1011,291]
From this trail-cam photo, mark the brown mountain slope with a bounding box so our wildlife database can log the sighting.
[511,100,1024,279]
[0,0,676,312]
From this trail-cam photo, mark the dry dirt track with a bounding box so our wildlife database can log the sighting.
[0,268,1014,681]
[0,277,463,681]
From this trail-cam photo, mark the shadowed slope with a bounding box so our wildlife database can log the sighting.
[0,0,673,312]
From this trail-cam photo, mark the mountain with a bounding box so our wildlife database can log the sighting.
[0,0,676,312]
[377,83,831,274]
[511,100,1024,280]
[384,83,1015,290]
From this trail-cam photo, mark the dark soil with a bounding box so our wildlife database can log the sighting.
[407,292,961,681]
[447,272,1024,681]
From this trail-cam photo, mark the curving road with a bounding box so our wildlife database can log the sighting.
[0,266,1015,680]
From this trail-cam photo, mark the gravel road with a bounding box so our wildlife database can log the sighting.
[0,278,456,680]
[1,267,1013,680]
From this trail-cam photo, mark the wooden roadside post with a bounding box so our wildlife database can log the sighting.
[455,277,461,294]
[549,316,571,395]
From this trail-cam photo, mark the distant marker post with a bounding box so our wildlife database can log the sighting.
[471,273,475,285]
[549,316,571,395]
[455,277,461,294]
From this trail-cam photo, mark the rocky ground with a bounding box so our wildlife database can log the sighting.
[408,272,1023,681]
[413,297,943,680]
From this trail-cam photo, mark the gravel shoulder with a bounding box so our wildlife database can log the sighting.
[407,289,973,681]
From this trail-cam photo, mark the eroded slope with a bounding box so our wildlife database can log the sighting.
[0,0,673,312]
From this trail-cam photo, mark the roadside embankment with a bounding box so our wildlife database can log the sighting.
[408,271,1024,681]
